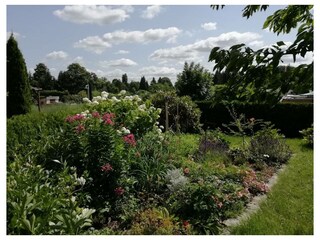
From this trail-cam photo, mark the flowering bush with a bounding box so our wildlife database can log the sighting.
[300,124,313,147]
[83,91,162,137]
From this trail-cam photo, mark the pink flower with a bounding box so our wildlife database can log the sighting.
[123,134,136,146]
[183,168,190,175]
[101,163,113,173]
[75,124,85,133]
[92,111,100,119]
[114,187,125,196]
[102,112,115,125]
[65,115,75,123]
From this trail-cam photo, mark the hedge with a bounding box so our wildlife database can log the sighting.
[196,101,313,138]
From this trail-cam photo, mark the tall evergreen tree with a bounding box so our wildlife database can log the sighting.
[7,34,32,117]
[139,76,149,90]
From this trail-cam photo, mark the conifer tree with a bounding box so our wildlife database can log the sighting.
[7,34,32,117]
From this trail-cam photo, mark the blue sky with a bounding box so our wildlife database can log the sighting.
[6,4,313,83]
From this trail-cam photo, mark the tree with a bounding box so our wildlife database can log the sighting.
[175,62,213,101]
[7,34,32,117]
[158,77,173,87]
[209,5,313,104]
[128,81,140,94]
[57,63,93,94]
[139,76,149,90]
[151,77,157,86]
[121,73,128,86]
[32,63,55,90]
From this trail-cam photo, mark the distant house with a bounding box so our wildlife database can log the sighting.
[280,91,313,103]
[45,96,60,104]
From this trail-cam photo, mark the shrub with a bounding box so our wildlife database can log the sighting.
[7,156,95,234]
[165,168,189,192]
[85,91,161,137]
[130,131,170,193]
[194,130,230,161]
[248,127,292,166]
[300,124,313,147]
[151,91,202,133]
[196,101,313,137]
[126,207,181,235]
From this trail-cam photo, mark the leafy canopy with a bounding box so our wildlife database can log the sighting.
[209,5,313,104]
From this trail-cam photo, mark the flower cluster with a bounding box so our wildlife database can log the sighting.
[123,134,136,147]
[101,163,113,173]
[102,112,115,125]
[65,114,85,123]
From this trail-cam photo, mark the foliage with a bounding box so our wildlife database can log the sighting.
[57,63,94,94]
[248,127,292,166]
[84,91,161,137]
[175,62,213,101]
[299,124,313,147]
[151,91,202,133]
[126,207,181,235]
[7,34,32,117]
[165,168,189,192]
[209,5,313,104]
[139,76,149,90]
[167,176,248,235]
[131,131,170,192]
[197,101,313,137]
[7,156,95,234]
[32,63,55,90]
[194,130,230,161]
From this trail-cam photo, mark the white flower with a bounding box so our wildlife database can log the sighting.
[116,130,122,135]
[77,177,86,186]
[133,95,142,101]
[83,97,91,103]
[157,128,162,133]
[92,101,99,105]
[139,104,146,110]
[159,125,164,129]
[119,90,126,95]
[263,154,270,158]
[101,91,109,98]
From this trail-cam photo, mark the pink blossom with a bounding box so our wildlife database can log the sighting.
[75,124,85,134]
[101,163,113,172]
[92,111,100,119]
[123,134,136,146]
[114,187,125,196]
[102,112,115,125]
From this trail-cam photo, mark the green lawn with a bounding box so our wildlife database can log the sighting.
[230,138,313,235]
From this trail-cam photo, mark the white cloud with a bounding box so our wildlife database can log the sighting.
[115,50,130,55]
[139,66,178,77]
[201,22,217,31]
[103,27,182,44]
[141,5,163,19]
[74,36,111,54]
[248,40,264,49]
[150,31,262,60]
[53,5,131,25]
[100,58,138,68]
[46,51,68,60]
[281,52,313,66]
[73,56,84,64]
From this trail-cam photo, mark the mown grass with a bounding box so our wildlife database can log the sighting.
[230,138,313,235]
[31,103,85,114]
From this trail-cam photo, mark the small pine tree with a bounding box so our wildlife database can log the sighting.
[7,34,32,117]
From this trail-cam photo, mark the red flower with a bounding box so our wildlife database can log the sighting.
[183,220,190,228]
[102,112,115,125]
[114,187,125,196]
[101,163,113,172]
[123,134,136,146]
[92,111,100,118]
[75,124,85,133]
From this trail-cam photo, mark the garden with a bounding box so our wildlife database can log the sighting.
[7,91,313,235]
